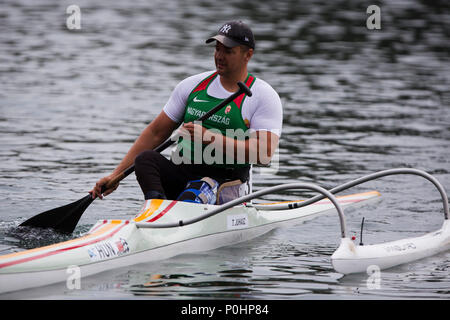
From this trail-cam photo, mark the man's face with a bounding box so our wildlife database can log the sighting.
[214,41,252,77]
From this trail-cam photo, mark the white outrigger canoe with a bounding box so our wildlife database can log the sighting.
[0,168,449,294]
[0,189,377,294]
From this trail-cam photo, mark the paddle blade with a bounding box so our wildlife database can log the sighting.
[19,194,94,234]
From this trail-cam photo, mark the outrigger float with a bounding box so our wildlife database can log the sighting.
[0,168,449,294]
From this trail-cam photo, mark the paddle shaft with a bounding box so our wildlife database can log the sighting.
[101,81,252,193]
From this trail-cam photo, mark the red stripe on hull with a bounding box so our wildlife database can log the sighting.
[147,201,178,222]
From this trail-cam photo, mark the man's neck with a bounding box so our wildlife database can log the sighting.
[219,69,248,92]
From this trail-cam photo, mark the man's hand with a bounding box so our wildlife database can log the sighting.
[179,122,279,165]
[180,122,220,144]
[89,175,120,199]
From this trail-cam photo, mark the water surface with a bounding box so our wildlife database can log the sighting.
[0,0,449,299]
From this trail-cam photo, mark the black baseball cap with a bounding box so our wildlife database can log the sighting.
[206,21,255,49]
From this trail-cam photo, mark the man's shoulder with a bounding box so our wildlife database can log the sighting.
[251,76,280,99]
[182,70,216,84]
[173,70,216,95]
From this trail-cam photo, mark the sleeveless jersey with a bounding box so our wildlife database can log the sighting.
[177,72,256,168]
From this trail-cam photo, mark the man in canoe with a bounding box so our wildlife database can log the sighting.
[90,21,283,203]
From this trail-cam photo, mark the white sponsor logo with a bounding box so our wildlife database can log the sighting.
[220,24,232,34]
[193,96,210,103]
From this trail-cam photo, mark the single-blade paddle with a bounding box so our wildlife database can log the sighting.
[19,81,252,233]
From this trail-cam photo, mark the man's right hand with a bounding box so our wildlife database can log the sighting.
[89,175,120,199]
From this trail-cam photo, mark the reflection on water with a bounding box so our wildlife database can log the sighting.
[0,0,449,299]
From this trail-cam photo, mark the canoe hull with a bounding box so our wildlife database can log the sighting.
[0,191,380,294]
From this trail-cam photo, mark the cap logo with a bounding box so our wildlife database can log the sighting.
[220,24,232,34]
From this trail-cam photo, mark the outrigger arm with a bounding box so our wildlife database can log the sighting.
[137,168,450,275]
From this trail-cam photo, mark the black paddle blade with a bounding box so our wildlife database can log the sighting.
[19,194,94,234]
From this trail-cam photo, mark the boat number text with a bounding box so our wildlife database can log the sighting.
[227,214,248,230]
[384,242,416,253]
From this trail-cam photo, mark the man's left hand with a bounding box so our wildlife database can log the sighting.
[180,122,219,144]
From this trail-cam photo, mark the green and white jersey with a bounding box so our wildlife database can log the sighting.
[163,71,283,167]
